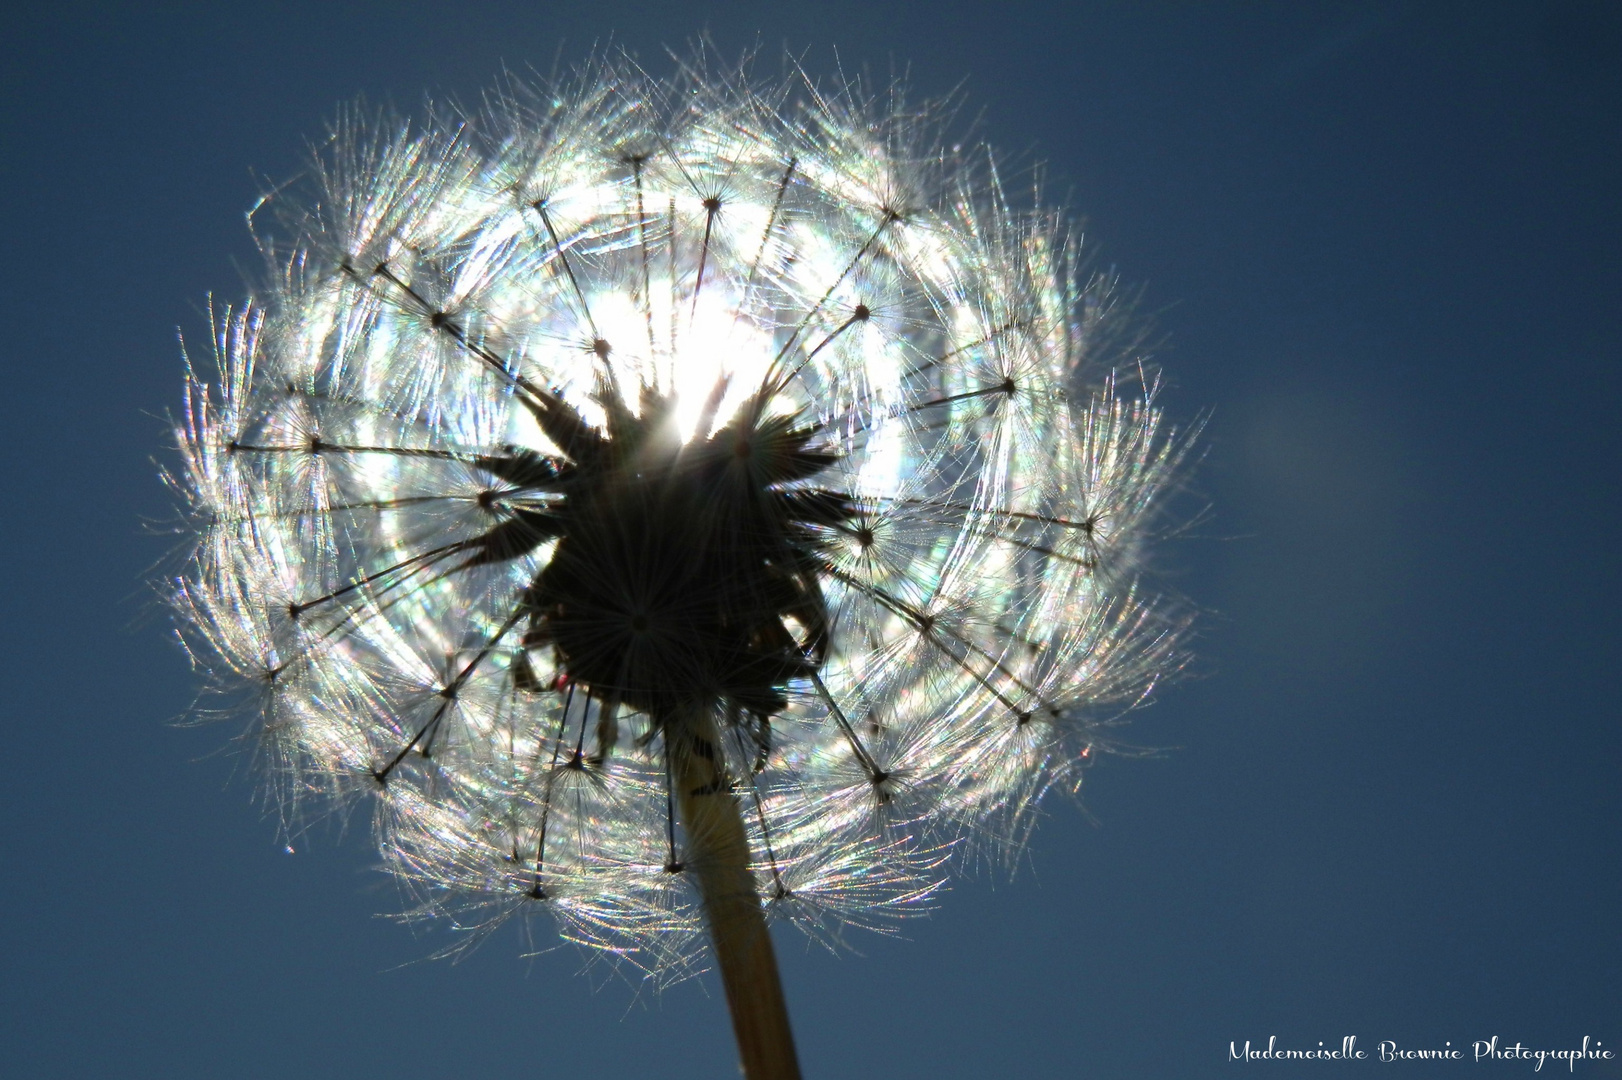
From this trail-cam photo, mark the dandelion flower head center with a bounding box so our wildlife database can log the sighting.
[512,369,848,720]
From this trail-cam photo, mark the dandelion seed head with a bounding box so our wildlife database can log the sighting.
[170,49,1193,977]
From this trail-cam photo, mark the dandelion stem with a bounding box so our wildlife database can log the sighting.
[670,709,801,1080]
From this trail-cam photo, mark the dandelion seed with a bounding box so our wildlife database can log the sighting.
[167,48,1195,1080]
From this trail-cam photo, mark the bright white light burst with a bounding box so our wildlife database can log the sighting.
[170,51,1194,976]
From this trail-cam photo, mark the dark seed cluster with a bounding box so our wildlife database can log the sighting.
[506,380,848,720]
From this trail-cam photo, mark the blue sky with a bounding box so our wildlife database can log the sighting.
[1,2,1617,1077]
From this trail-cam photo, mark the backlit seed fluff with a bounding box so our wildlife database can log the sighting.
[169,52,1195,975]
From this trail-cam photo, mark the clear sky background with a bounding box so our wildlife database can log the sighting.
[2,2,1617,1077]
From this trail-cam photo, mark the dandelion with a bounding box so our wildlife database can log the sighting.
[168,49,1193,1080]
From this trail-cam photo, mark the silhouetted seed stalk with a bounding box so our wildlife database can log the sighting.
[166,47,1195,1080]
[671,710,800,1078]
